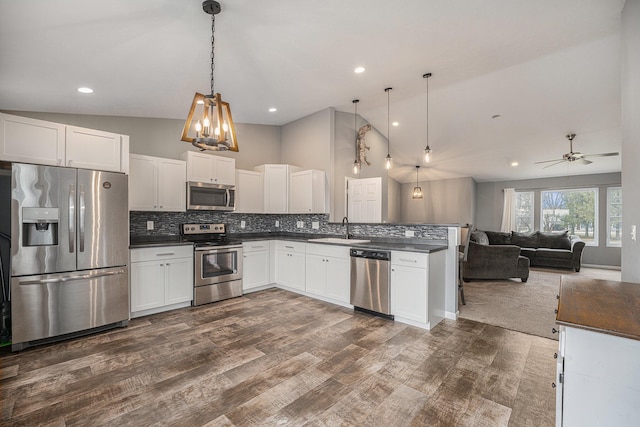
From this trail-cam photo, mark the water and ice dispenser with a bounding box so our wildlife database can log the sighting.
[22,207,59,246]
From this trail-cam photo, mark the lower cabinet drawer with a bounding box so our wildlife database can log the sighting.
[130,245,193,263]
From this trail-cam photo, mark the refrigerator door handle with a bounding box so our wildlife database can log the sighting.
[18,269,126,285]
[69,184,76,253]
[79,185,85,252]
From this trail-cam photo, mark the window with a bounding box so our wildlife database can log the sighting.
[607,187,622,246]
[541,188,598,245]
[514,191,534,233]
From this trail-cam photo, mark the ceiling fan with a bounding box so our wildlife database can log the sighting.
[535,133,619,169]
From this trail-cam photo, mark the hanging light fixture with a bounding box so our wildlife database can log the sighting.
[423,73,432,163]
[412,166,423,199]
[384,87,393,170]
[180,0,238,152]
[352,99,361,175]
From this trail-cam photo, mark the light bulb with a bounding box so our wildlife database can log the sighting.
[203,116,210,128]
[385,155,392,170]
[195,121,202,132]
[424,150,431,163]
[353,161,360,174]
[222,122,229,132]
[214,127,220,136]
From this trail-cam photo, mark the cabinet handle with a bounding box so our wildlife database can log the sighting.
[285,245,294,249]
[391,268,395,272]
[552,328,558,334]
[554,352,558,359]
[160,263,164,266]
[556,295,560,300]
[156,253,175,256]
[159,206,163,208]
[166,263,170,266]
[554,309,558,314]
[399,258,417,263]
[551,382,556,389]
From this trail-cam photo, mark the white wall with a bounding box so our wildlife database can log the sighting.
[621,0,640,282]
[476,172,622,267]
[3,111,282,169]
[401,177,476,225]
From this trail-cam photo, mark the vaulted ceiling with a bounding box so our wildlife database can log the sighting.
[0,0,626,183]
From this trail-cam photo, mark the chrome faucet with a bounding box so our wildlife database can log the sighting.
[342,216,351,239]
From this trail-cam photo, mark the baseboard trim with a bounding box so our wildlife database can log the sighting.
[445,311,459,320]
[582,264,621,270]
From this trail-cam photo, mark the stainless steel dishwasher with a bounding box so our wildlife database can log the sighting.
[350,248,393,318]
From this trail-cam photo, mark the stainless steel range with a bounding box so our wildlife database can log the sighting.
[181,223,242,306]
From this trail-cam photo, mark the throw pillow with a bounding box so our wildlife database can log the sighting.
[485,230,511,245]
[511,231,537,248]
[470,230,489,245]
[537,231,571,250]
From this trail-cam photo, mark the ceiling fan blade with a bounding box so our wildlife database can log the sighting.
[542,160,567,169]
[582,152,619,158]
[535,158,564,164]
[579,158,593,165]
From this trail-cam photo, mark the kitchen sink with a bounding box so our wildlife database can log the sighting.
[307,237,371,245]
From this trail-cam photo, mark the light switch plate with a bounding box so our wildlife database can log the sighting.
[312,221,320,229]
[275,220,280,227]
[146,221,154,231]
[405,230,415,237]
[241,220,246,229]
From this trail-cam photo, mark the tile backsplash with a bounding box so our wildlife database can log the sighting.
[130,211,449,241]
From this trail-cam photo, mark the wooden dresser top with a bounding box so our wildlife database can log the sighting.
[556,276,640,340]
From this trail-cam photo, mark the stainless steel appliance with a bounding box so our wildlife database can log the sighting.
[186,182,235,211]
[350,248,393,317]
[181,223,242,306]
[10,163,129,351]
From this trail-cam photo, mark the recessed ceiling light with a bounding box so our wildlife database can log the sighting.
[392,121,399,127]
[268,107,277,112]
[354,66,365,74]
[511,161,519,167]
[77,87,93,94]
[492,114,501,119]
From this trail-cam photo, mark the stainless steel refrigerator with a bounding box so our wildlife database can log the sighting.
[10,163,129,351]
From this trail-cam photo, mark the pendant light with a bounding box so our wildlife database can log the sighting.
[180,0,238,152]
[352,99,361,175]
[423,73,432,163]
[412,165,423,199]
[384,87,393,170]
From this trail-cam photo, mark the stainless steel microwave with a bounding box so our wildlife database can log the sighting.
[186,182,236,211]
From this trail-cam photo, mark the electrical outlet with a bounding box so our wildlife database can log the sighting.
[146,221,154,231]
[275,220,280,228]
[312,221,320,230]
[240,220,246,229]
[405,230,415,237]
[297,221,303,228]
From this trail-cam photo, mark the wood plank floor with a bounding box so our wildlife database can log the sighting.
[0,288,557,426]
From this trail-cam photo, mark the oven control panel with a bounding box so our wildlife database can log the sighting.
[182,223,226,235]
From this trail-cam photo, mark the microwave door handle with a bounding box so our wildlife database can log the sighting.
[226,189,231,207]
[69,184,75,253]
[79,185,85,252]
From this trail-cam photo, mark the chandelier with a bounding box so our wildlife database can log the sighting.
[180,0,238,152]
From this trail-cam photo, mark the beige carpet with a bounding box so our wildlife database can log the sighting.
[459,267,621,340]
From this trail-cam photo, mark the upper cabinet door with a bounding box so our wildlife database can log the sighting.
[184,151,211,182]
[213,156,235,185]
[158,158,186,212]
[129,154,159,211]
[181,151,235,184]
[0,113,65,166]
[66,126,122,172]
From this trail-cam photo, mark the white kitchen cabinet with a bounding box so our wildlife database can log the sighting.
[255,164,301,213]
[305,243,350,304]
[390,250,446,329]
[275,240,306,291]
[0,113,65,166]
[235,169,264,213]
[0,113,129,173]
[181,151,235,185]
[66,126,128,173]
[129,154,186,212]
[242,240,271,292]
[289,169,327,214]
[130,245,193,317]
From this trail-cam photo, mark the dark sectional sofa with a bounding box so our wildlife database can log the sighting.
[469,230,586,275]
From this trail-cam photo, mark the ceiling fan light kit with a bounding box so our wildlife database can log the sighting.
[181,0,239,152]
[535,133,619,169]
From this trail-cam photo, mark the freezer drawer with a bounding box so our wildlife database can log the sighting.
[11,266,129,349]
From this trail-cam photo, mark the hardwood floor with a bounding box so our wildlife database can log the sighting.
[0,288,557,426]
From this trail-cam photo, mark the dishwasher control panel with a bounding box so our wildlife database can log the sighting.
[350,249,391,260]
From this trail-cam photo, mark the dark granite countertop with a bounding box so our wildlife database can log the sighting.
[130,232,448,253]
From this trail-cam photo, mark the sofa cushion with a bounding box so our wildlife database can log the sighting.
[485,230,511,245]
[511,231,538,248]
[519,247,537,260]
[537,231,571,250]
[470,230,489,245]
[536,248,573,260]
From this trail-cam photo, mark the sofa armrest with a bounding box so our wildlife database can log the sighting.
[570,235,586,272]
